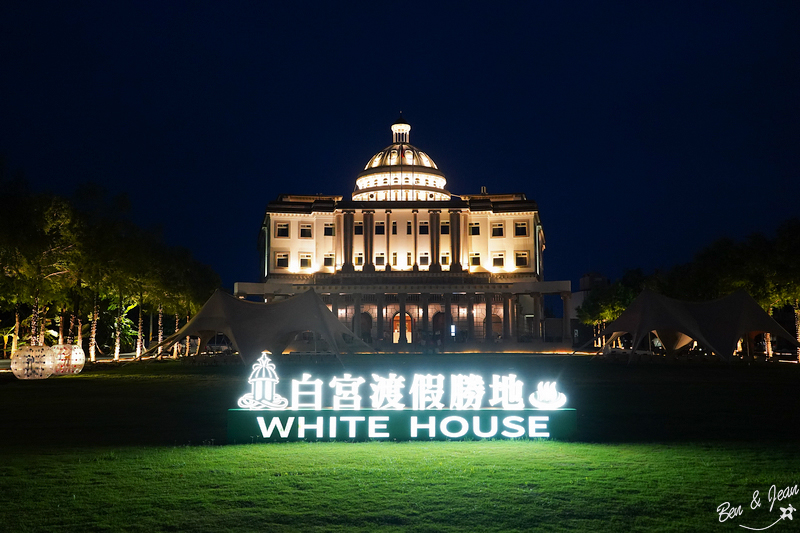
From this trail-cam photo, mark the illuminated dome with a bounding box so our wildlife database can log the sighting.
[353,116,452,201]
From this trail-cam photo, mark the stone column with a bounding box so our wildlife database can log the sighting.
[532,293,543,339]
[363,210,375,272]
[331,293,339,322]
[412,210,419,271]
[443,293,452,347]
[376,293,384,343]
[353,293,362,340]
[467,293,475,341]
[485,293,494,340]
[561,292,572,345]
[342,211,355,273]
[398,293,407,345]
[449,210,462,272]
[384,210,391,271]
[421,293,429,337]
[502,293,511,341]
[429,210,441,272]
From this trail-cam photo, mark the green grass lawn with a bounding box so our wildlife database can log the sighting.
[2,441,798,532]
[1,356,799,531]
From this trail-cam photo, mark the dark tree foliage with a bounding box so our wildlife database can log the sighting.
[578,219,800,327]
[0,171,220,355]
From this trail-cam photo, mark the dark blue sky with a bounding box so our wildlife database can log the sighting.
[2,1,798,291]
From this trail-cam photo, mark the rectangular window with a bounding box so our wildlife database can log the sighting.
[299,253,312,268]
[419,221,429,235]
[407,252,412,266]
[375,222,385,235]
[375,253,385,266]
[323,253,334,267]
[469,222,480,236]
[491,223,504,237]
[492,252,505,267]
[392,221,397,235]
[515,251,529,267]
[392,252,397,266]
[469,252,481,266]
[354,222,364,235]
[419,253,429,266]
[355,253,364,266]
[276,252,289,268]
[276,223,289,238]
[300,223,312,238]
[324,223,335,237]
[440,222,450,235]
[441,252,450,266]
[407,221,412,235]
[514,221,528,237]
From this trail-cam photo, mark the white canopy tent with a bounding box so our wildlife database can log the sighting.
[599,289,800,361]
[147,289,373,363]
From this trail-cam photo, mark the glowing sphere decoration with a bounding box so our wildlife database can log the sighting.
[51,344,86,375]
[10,346,56,380]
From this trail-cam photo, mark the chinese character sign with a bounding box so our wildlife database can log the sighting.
[237,357,568,412]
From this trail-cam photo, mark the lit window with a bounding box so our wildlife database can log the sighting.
[376,253,385,266]
[404,150,414,164]
[324,223,335,237]
[441,253,450,266]
[407,252,412,266]
[419,222,429,235]
[324,253,334,267]
[276,252,289,268]
[300,253,312,268]
[354,222,363,235]
[276,223,289,238]
[515,222,528,237]
[441,222,450,235]
[355,253,364,266]
[515,251,529,267]
[407,221,412,235]
[375,222,385,235]
[469,252,481,266]
[419,253,429,266]
[491,223,504,237]
[492,252,504,267]
[392,221,397,235]
[392,252,397,266]
[300,224,312,238]
[469,222,480,236]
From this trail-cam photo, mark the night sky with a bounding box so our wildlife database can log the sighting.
[2,2,798,292]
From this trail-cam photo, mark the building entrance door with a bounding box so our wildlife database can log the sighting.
[392,313,412,343]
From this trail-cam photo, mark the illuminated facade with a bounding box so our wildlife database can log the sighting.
[234,117,571,349]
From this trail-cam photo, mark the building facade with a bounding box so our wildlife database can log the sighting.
[234,118,571,350]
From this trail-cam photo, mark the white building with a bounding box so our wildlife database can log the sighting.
[235,117,571,349]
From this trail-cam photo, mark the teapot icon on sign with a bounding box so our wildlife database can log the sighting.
[529,381,567,409]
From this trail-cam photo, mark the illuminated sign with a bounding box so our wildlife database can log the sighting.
[228,353,577,443]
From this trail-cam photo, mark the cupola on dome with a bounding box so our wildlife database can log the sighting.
[353,116,451,202]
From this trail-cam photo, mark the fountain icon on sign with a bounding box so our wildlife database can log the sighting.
[238,353,289,410]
